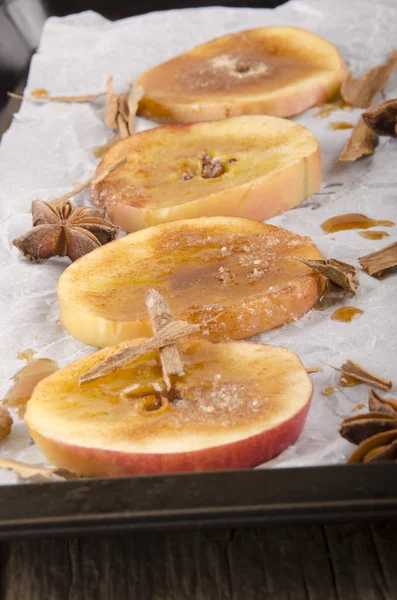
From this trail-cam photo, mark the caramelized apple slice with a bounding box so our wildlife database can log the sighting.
[136,27,346,124]
[93,115,321,231]
[58,217,324,347]
[25,338,312,476]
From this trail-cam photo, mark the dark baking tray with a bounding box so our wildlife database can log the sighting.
[1,5,397,542]
[2,111,397,542]
[0,464,397,539]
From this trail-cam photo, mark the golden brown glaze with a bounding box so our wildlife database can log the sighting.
[58,217,324,347]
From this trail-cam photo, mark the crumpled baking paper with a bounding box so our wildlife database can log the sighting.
[0,0,396,483]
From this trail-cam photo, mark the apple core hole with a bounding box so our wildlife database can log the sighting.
[138,393,170,413]
[235,61,251,74]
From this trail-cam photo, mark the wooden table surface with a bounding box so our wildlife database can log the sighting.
[0,521,396,599]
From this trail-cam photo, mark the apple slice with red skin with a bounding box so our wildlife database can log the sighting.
[57,216,325,348]
[93,115,321,232]
[136,27,346,124]
[25,338,312,476]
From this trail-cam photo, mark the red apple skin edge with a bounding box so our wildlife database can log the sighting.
[28,395,311,477]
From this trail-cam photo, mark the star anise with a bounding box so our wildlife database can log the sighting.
[339,411,397,445]
[362,99,397,137]
[339,389,397,463]
[347,430,397,464]
[368,389,397,414]
[13,200,119,263]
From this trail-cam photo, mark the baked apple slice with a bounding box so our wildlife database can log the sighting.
[58,216,324,347]
[25,337,312,476]
[93,115,321,231]
[136,27,346,124]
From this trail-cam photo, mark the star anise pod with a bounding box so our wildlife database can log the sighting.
[362,99,397,137]
[347,430,397,463]
[368,389,397,414]
[339,411,397,445]
[13,200,119,263]
[339,389,397,463]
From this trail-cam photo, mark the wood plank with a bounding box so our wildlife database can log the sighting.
[323,523,392,600]
[3,523,397,600]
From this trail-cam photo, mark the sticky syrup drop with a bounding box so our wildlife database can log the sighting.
[331,306,364,322]
[322,386,340,396]
[359,230,390,240]
[314,100,352,118]
[31,88,49,99]
[339,374,361,387]
[17,348,37,362]
[329,121,354,130]
[322,213,395,234]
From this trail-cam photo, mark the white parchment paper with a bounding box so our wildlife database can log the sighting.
[0,0,397,483]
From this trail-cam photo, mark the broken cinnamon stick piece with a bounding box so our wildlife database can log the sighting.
[292,257,358,295]
[338,118,378,162]
[362,99,397,137]
[93,134,121,158]
[341,51,397,108]
[8,90,105,103]
[359,241,397,276]
[118,94,129,122]
[145,289,186,391]
[334,360,392,391]
[117,113,129,140]
[104,76,119,129]
[306,366,321,374]
[51,156,127,208]
[80,320,199,384]
[127,84,144,133]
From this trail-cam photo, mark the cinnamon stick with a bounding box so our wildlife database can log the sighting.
[51,156,127,208]
[292,257,358,294]
[80,319,199,384]
[359,241,397,276]
[145,289,186,390]
[127,84,144,133]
